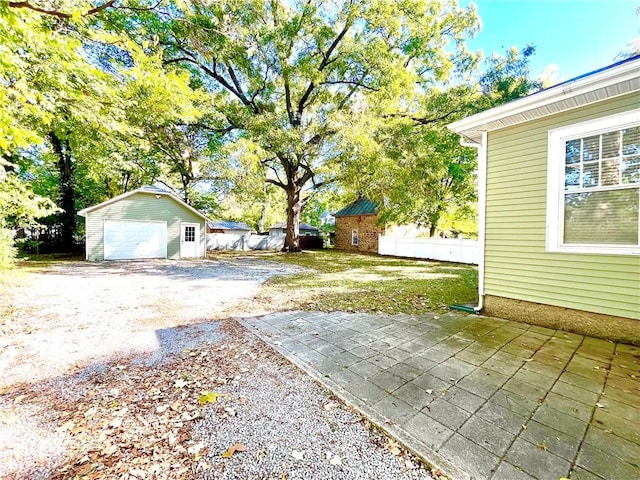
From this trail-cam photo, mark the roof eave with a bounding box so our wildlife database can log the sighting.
[448,57,640,142]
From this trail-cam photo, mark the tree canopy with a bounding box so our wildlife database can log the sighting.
[0,0,543,263]
[103,0,480,250]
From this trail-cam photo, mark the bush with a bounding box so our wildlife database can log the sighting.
[0,227,17,269]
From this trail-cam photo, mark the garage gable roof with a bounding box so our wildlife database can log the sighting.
[448,54,640,143]
[77,186,210,221]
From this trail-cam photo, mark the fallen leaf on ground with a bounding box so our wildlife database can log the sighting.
[198,391,221,405]
[221,443,246,458]
[57,420,75,432]
[386,438,401,456]
[323,401,339,411]
[188,442,206,455]
[101,444,118,456]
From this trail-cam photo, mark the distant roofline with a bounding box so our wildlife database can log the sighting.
[334,197,378,217]
[543,54,640,92]
[269,222,319,230]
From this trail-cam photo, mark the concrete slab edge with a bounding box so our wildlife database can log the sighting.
[236,316,470,480]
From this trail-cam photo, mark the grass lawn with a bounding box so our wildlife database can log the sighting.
[230,249,478,315]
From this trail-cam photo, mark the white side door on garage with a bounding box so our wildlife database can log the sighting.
[104,219,167,260]
[180,222,201,258]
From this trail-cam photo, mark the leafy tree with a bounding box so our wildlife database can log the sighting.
[478,44,542,107]
[615,6,640,61]
[113,0,479,251]
[0,173,58,267]
[1,2,210,252]
[341,46,542,237]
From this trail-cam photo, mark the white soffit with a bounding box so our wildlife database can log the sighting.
[448,57,640,143]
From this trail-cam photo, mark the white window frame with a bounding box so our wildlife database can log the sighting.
[351,229,359,246]
[546,108,640,255]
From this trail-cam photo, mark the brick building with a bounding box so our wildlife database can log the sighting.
[334,197,385,253]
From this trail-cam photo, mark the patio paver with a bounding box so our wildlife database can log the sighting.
[240,311,640,480]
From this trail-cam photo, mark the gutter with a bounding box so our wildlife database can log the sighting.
[459,132,488,313]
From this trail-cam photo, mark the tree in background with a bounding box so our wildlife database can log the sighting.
[340,45,542,238]
[1,1,210,254]
[113,0,479,251]
[1,0,544,260]
[616,5,640,61]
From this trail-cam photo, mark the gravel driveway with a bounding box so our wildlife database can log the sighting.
[0,258,433,479]
[0,258,300,387]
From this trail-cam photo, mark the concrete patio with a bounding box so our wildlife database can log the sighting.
[240,311,640,480]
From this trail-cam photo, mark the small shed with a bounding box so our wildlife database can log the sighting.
[268,222,320,237]
[334,197,385,253]
[78,185,208,261]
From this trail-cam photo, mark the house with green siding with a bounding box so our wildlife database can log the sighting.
[448,55,640,344]
[78,185,209,261]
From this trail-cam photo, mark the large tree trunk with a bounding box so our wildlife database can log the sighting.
[49,132,75,252]
[282,183,302,252]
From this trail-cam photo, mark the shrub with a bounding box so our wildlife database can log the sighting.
[0,227,17,269]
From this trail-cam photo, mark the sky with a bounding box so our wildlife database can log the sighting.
[459,0,640,85]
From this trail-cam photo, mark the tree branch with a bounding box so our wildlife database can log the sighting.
[296,21,352,123]
[9,0,117,19]
[320,79,379,91]
[265,178,286,189]
[284,75,295,126]
[385,109,463,126]
[226,65,257,111]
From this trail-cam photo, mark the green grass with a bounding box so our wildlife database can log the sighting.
[237,249,478,315]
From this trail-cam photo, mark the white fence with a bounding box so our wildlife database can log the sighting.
[207,233,284,251]
[378,235,479,264]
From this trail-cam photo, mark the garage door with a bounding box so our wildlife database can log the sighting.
[104,220,167,260]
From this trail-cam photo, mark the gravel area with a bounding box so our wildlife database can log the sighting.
[0,258,434,479]
[194,327,432,480]
[0,258,301,387]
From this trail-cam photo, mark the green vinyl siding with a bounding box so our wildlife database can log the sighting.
[84,192,205,261]
[485,92,640,320]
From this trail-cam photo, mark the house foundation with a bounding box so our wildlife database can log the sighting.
[483,294,640,345]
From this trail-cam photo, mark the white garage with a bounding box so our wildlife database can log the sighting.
[103,220,168,260]
[78,185,209,261]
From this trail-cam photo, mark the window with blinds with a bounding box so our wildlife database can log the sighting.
[546,109,640,255]
[563,126,640,245]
